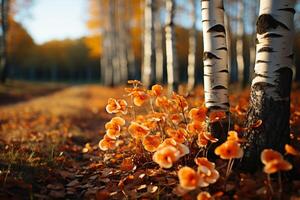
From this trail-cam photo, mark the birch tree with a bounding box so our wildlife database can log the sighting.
[142,0,155,88]
[201,0,229,112]
[187,0,197,92]
[165,0,179,91]
[244,0,296,169]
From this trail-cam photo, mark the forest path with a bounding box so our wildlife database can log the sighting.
[0,85,125,199]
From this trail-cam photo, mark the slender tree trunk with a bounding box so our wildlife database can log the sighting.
[201,0,229,112]
[236,0,245,86]
[110,0,120,86]
[248,0,258,82]
[0,0,9,83]
[142,0,155,88]
[243,0,296,171]
[116,1,128,84]
[187,0,197,92]
[165,0,179,91]
[154,0,163,83]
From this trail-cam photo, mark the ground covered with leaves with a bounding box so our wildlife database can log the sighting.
[0,81,300,200]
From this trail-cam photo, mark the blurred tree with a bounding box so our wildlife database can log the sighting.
[0,0,9,83]
[165,0,178,91]
[236,0,245,86]
[154,0,163,84]
[187,0,197,92]
[0,0,33,82]
[7,19,35,78]
[244,0,295,170]
[142,0,155,88]
[86,0,142,85]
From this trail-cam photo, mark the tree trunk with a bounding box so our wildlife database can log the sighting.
[248,0,258,82]
[201,0,229,112]
[243,0,296,171]
[0,0,9,83]
[165,0,179,92]
[154,0,163,83]
[236,0,245,86]
[142,0,155,88]
[187,0,197,92]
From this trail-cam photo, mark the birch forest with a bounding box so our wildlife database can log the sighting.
[1,0,300,199]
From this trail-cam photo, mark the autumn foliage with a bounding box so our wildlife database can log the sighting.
[97,81,300,199]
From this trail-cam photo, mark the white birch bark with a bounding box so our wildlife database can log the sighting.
[243,0,296,168]
[236,0,245,84]
[252,0,295,100]
[142,0,155,88]
[154,0,164,83]
[165,0,179,91]
[187,0,197,92]
[201,0,229,111]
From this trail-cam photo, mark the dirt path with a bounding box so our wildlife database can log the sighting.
[0,85,124,199]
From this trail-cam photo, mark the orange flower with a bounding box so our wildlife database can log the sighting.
[106,98,120,114]
[178,167,200,190]
[152,146,180,168]
[215,141,244,159]
[260,149,283,165]
[142,134,161,152]
[189,107,207,122]
[176,143,190,157]
[197,191,212,200]
[133,91,149,107]
[195,157,219,187]
[172,93,189,111]
[170,114,182,125]
[261,149,292,174]
[158,138,190,157]
[111,117,126,126]
[105,117,125,139]
[197,131,218,148]
[263,159,292,174]
[99,135,116,151]
[227,131,239,142]
[128,122,150,139]
[285,144,300,156]
[187,121,205,135]
[155,96,170,108]
[151,84,163,96]
[117,99,127,114]
[166,128,187,143]
[105,98,127,114]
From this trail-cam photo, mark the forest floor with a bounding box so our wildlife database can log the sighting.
[0,81,300,199]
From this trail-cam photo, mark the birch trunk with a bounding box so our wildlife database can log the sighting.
[154,0,163,83]
[201,0,229,112]
[142,0,155,88]
[243,0,296,170]
[187,0,197,92]
[165,0,179,91]
[236,0,245,86]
